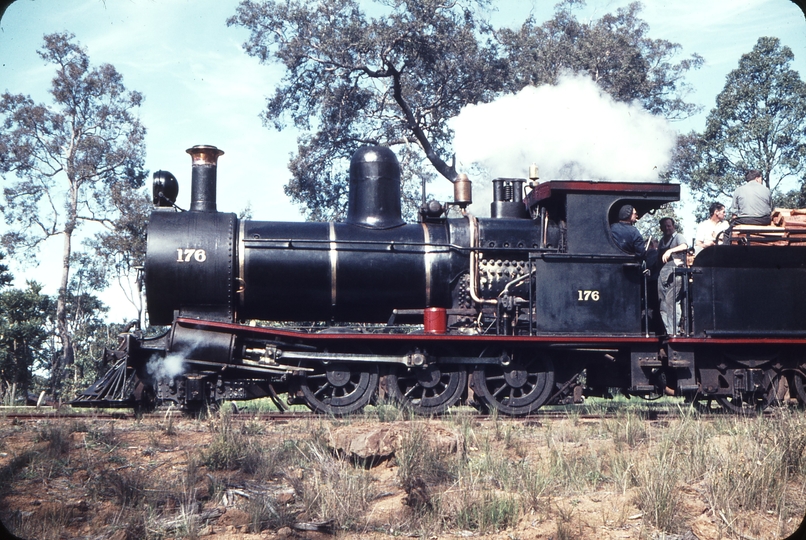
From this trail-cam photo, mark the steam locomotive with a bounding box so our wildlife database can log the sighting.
[74,145,806,416]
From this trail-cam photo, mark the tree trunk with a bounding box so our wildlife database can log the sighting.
[52,184,78,398]
[389,67,457,183]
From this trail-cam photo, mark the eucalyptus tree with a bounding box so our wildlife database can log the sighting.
[229,0,508,220]
[669,37,806,212]
[229,0,702,219]
[83,184,152,324]
[497,1,703,120]
[0,32,147,395]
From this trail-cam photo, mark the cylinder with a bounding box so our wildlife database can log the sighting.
[187,145,224,212]
[423,307,447,334]
[170,324,235,365]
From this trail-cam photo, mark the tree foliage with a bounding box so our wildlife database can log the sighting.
[229,0,702,220]
[229,0,507,220]
[0,32,147,396]
[668,37,806,212]
[56,292,118,400]
[83,184,152,321]
[0,251,13,290]
[0,282,52,401]
[497,0,703,120]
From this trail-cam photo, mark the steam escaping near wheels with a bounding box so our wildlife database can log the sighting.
[146,354,186,380]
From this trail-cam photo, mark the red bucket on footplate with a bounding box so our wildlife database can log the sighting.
[424,307,447,334]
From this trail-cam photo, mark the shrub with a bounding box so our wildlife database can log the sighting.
[36,423,72,458]
[296,439,379,530]
[396,424,457,492]
[452,490,521,533]
[202,412,264,474]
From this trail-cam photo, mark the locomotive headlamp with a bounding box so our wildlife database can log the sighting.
[152,170,179,207]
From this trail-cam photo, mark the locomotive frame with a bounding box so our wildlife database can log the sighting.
[74,145,806,416]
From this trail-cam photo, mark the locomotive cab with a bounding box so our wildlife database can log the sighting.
[524,181,680,336]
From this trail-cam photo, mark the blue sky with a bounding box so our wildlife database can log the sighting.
[0,0,805,321]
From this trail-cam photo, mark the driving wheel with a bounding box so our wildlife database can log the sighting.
[298,364,378,415]
[789,371,806,406]
[472,356,555,416]
[386,366,467,415]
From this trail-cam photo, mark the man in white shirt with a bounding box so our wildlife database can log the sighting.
[694,202,729,255]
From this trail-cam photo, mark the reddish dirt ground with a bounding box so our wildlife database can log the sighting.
[0,410,804,539]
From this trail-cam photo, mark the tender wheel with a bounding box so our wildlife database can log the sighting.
[716,395,765,415]
[789,371,806,405]
[386,366,467,415]
[298,364,378,415]
[471,356,555,416]
[717,373,786,415]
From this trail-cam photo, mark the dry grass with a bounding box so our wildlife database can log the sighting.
[1,402,805,539]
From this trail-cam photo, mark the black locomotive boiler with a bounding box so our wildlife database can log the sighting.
[74,144,806,416]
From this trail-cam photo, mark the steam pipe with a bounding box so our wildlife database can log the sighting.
[466,212,497,306]
[500,270,532,298]
[187,145,224,212]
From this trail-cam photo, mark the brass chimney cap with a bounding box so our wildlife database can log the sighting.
[186,145,224,165]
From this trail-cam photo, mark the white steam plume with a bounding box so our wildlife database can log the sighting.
[449,73,678,205]
[145,330,213,381]
[147,353,186,380]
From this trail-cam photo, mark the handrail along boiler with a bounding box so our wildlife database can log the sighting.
[74,145,806,415]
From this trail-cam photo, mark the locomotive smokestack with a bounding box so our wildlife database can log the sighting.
[187,145,224,212]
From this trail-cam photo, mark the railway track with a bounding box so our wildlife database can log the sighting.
[2,403,787,422]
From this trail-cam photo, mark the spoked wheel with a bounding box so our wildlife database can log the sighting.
[386,366,467,415]
[472,356,555,416]
[716,373,786,415]
[298,364,378,415]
